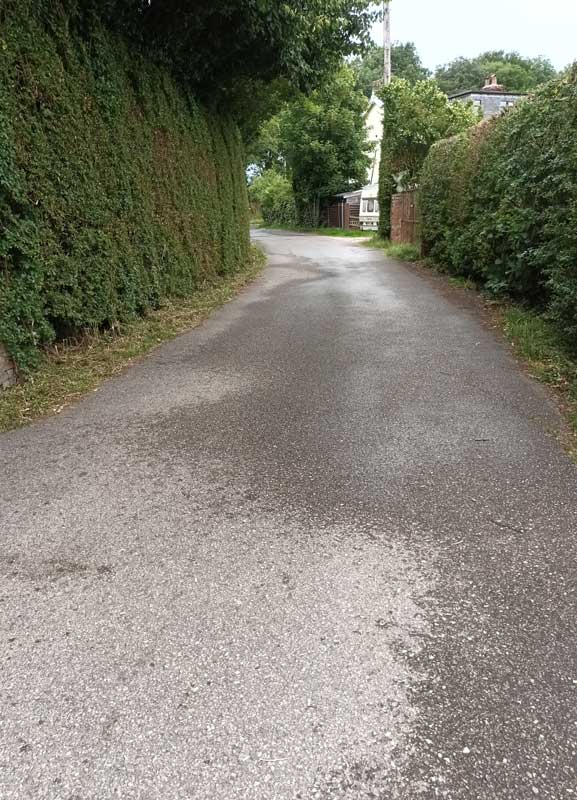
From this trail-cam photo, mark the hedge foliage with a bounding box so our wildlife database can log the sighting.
[248,170,297,227]
[0,2,250,371]
[420,68,577,340]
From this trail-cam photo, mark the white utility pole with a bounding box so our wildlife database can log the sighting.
[383,0,392,86]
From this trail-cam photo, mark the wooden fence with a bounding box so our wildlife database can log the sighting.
[326,199,360,231]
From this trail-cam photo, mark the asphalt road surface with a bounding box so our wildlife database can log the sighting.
[2,229,577,800]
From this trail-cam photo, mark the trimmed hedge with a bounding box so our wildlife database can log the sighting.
[420,67,577,340]
[0,2,250,371]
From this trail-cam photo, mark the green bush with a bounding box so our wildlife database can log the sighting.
[377,78,480,238]
[0,3,250,372]
[420,67,577,341]
[248,170,296,226]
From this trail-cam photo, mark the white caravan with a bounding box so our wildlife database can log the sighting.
[359,184,380,231]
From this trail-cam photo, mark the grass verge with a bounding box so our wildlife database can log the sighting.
[0,245,266,433]
[362,236,421,261]
[252,222,372,238]
[502,307,577,439]
[448,275,477,291]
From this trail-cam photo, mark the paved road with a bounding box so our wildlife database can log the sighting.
[2,230,577,799]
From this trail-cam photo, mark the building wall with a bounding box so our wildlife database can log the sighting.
[452,92,524,119]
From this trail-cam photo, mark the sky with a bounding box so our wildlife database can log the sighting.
[371,0,576,71]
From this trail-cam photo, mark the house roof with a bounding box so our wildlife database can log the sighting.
[449,88,527,100]
[360,183,379,199]
[333,190,362,200]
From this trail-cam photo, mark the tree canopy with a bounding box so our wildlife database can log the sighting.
[351,41,431,97]
[377,78,480,237]
[60,0,377,97]
[281,67,370,225]
[249,66,370,227]
[435,51,558,95]
[380,78,480,183]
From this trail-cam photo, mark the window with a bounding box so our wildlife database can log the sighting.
[362,199,378,214]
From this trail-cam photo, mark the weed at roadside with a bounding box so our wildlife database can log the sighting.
[503,307,577,439]
[363,237,421,261]
[448,275,477,291]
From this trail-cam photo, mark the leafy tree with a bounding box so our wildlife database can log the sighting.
[235,79,300,161]
[377,78,480,236]
[248,171,296,226]
[62,0,378,96]
[245,115,286,175]
[380,79,480,183]
[277,66,371,226]
[352,42,431,97]
[392,43,432,85]
[435,51,557,96]
[58,1,378,139]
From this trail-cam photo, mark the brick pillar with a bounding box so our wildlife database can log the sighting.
[390,194,403,243]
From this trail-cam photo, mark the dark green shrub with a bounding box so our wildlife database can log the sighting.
[377,152,395,239]
[0,2,250,372]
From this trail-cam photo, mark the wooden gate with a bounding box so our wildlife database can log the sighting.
[390,190,420,245]
[348,202,360,230]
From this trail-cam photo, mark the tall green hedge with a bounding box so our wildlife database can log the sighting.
[0,3,250,371]
[420,68,577,340]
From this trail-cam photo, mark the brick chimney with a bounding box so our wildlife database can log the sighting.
[483,74,504,92]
